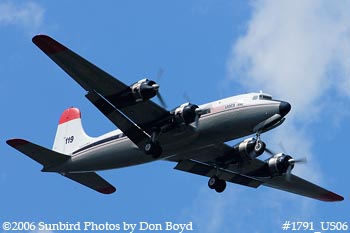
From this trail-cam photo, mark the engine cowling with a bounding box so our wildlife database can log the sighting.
[130,79,159,102]
[234,138,266,158]
[172,103,199,124]
[267,153,294,176]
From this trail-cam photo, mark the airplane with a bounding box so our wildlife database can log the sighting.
[7,35,343,202]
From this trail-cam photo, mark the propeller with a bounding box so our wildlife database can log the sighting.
[264,145,307,181]
[182,92,201,129]
[153,68,167,108]
[264,147,276,156]
[286,157,307,181]
[156,91,167,108]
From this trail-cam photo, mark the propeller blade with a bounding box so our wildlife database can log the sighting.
[288,157,307,164]
[183,92,191,103]
[294,157,307,163]
[156,92,167,109]
[194,113,199,129]
[286,157,307,182]
[156,68,164,81]
[193,108,202,129]
[264,147,276,156]
[286,164,293,182]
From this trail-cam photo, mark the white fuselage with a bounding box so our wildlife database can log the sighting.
[52,93,283,173]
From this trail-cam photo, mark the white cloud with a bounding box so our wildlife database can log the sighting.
[0,1,45,32]
[228,0,350,116]
[227,0,350,181]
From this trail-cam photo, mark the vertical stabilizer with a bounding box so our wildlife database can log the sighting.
[53,107,93,154]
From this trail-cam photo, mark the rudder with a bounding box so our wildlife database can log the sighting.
[53,107,93,154]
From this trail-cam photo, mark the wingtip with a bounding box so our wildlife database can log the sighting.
[319,191,344,202]
[32,34,48,42]
[98,186,116,194]
[32,34,67,55]
[6,138,29,148]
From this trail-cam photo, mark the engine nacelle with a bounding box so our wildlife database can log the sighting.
[267,153,294,176]
[234,138,266,159]
[130,79,159,102]
[172,103,199,124]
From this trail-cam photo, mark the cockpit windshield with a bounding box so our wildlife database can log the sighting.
[252,94,272,101]
[259,94,272,100]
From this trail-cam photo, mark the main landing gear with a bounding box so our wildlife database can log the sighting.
[144,128,162,158]
[208,176,226,193]
[144,141,162,158]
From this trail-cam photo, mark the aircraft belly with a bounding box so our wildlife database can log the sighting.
[159,126,198,151]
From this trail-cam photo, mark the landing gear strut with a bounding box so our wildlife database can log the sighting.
[254,133,266,156]
[208,176,226,193]
[144,141,162,158]
[144,128,162,158]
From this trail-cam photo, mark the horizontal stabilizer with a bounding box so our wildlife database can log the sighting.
[63,172,116,194]
[7,138,70,168]
[7,138,116,194]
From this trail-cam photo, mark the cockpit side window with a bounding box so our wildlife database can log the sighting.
[252,95,258,100]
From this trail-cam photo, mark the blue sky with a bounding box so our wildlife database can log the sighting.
[1,1,349,232]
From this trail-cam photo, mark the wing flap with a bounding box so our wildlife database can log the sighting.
[63,172,116,194]
[175,160,262,188]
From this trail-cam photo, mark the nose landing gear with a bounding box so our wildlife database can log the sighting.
[254,133,266,157]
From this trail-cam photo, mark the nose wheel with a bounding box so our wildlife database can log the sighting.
[208,176,226,193]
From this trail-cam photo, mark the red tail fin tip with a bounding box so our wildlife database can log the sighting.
[59,107,81,125]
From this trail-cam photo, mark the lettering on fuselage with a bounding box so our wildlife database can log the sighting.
[224,102,243,110]
[224,103,236,109]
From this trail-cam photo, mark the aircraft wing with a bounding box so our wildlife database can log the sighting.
[258,174,343,202]
[172,143,343,202]
[175,159,263,188]
[32,35,169,133]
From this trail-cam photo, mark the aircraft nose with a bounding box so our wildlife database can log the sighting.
[279,101,291,116]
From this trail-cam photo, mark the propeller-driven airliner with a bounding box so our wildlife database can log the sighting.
[7,35,343,202]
